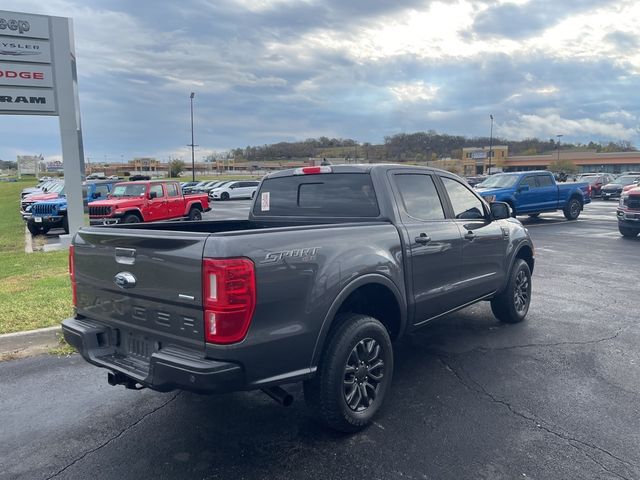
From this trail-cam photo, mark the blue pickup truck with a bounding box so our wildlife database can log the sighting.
[476,171,591,220]
[27,180,116,235]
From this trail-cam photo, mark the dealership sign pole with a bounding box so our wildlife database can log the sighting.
[0,10,85,238]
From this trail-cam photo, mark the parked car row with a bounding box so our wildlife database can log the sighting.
[180,180,260,200]
[19,179,214,235]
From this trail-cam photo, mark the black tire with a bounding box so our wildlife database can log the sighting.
[619,225,639,237]
[491,259,531,324]
[122,213,141,224]
[62,215,69,234]
[528,213,540,218]
[27,221,42,235]
[303,314,393,433]
[188,207,202,221]
[563,197,582,220]
[221,192,230,201]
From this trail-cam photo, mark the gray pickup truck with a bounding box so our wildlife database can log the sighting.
[63,165,535,432]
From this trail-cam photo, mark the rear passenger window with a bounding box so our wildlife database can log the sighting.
[167,183,180,197]
[393,174,445,221]
[537,175,554,187]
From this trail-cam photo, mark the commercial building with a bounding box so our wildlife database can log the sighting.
[503,150,640,174]
[461,147,640,175]
[462,146,509,175]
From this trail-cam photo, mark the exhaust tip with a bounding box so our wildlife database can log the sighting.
[262,386,294,407]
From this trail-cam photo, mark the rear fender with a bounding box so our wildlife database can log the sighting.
[310,274,407,368]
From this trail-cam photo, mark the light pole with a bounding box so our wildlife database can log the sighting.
[488,114,494,175]
[189,92,196,182]
[556,134,563,163]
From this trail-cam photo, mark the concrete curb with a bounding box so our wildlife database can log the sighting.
[0,326,62,360]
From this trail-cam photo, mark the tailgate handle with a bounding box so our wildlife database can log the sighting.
[115,247,136,265]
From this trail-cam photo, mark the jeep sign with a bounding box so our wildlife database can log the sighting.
[0,11,54,113]
[0,11,50,39]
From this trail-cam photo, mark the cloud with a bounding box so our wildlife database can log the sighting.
[0,0,639,163]
[471,0,618,40]
[499,113,637,140]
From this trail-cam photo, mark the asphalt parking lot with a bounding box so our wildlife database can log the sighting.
[2,200,639,480]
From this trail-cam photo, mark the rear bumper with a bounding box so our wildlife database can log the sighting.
[62,317,244,393]
[601,191,621,199]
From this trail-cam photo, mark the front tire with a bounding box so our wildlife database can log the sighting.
[221,192,230,201]
[563,198,582,220]
[122,214,141,224]
[304,314,393,432]
[62,215,69,234]
[619,225,639,237]
[27,221,41,235]
[491,259,531,324]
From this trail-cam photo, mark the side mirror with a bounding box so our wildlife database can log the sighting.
[149,191,158,199]
[518,184,530,192]
[490,201,511,220]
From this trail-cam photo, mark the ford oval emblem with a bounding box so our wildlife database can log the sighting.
[114,272,136,289]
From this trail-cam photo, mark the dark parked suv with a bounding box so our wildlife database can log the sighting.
[63,165,534,432]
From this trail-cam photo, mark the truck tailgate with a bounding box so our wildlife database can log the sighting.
[73,228,209,374]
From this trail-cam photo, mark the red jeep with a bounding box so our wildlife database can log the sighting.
[89,180,210,225]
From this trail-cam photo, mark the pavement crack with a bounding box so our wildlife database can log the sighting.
[437,356,638,478]
[45,391,181,480]
[475,327,627,354]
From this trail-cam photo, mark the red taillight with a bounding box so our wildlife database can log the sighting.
[202,258,256,344]
[587,185,592,197]
[69,245,77,307]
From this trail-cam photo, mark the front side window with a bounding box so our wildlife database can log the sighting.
[150,184,164,198]
[441,177,486,220]
[520,176,538,189]
[393,174,445,221]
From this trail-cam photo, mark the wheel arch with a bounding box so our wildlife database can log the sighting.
[310,274,407,368]
[123,209,144,221]
[188,201,203,213]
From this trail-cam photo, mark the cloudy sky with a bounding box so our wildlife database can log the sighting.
[1,0,639,163]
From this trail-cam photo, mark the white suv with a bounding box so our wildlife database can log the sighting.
[209,181,260,200]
